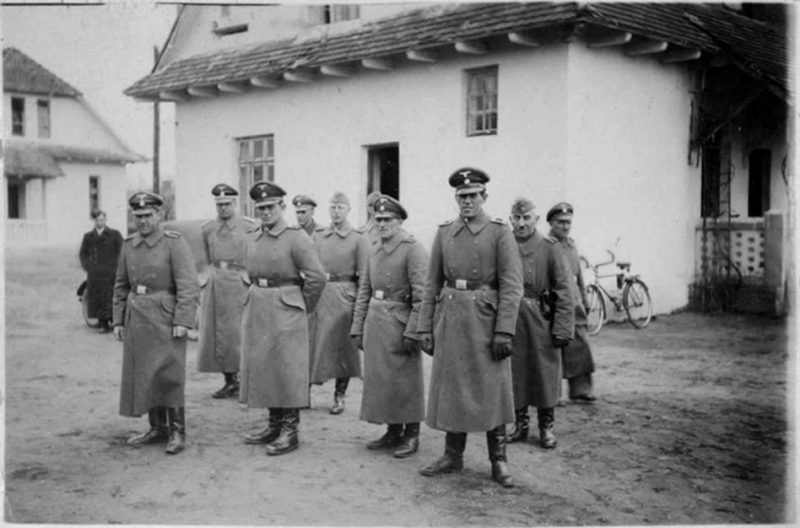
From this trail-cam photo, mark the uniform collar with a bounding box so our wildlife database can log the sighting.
[518,229,543,256]
[452,211,491,236]
[325,220,353,238]
[132,226,165,248]
[217,215,238,231]
[377,229,413,255]
[548,230,572,247]
[257,217,288,239]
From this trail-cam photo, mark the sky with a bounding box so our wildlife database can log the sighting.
[2,2,179,189]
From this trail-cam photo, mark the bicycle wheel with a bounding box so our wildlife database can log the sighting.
[623,278,652,329]
[585,284,605,335]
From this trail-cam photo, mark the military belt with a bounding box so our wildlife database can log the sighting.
[250,277,303,288]
[213,260,245,271]
[444,279,498,291]
[326,273,358,283]
[133,285,175,295]
[373,290,410,303]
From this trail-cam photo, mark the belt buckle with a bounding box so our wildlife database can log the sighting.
[455,279,467,290]
[375,290,385,300]
[136,285,148,295]
[220,261,228,270]
[258,278,268,287]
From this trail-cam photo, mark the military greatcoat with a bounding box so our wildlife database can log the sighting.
[418,212,523,432]
[240,218,326,408]
[197,215,256,373]
[308,221,368,383]
[350,229,428,425]
[558,237,595,378]
[80,227,124,321]
[511,230,574,409]
[113,226,200,417]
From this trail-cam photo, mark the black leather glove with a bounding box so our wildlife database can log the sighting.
[419,333,434,356]
[552,336,570,349]
[402,337,419,355]
[491,333,513,361]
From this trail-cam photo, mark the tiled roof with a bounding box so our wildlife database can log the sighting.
[124,2,788,100]
[3,47,81,97]
[3,139,144,179]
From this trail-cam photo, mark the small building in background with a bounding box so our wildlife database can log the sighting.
[125,3,792,315]
[3,46,144,246]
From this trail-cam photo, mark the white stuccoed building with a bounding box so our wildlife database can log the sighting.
[125,3,793,315]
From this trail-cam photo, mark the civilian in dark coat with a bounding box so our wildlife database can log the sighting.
[79,210,124,332]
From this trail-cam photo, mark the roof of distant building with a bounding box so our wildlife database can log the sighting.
[4,139,145,179]
[3,47,82,97]
[124,2,789,102]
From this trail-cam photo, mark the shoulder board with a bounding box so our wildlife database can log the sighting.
[201,219,215,229]
[545,235,558,244]
[246,226,261,234]
[401,234,417,243]
[438,219,454,227]
[164,230,182,238]
[491,218,506,225]
[286,225,301,230]
[314,226,325,232]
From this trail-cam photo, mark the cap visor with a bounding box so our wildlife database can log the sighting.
[132,208,157,216]
[255,198,282,207]
[455,184,486,195]
[215,197,236,203]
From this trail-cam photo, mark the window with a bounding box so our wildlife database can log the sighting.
[7,181,24,219]
[89,176,100,216]
[237,135,275,217]
[37,100,51,138]
[747,149,771,217]
[11,97,25,136]
[324,4,360,23]
[466,66,498,136]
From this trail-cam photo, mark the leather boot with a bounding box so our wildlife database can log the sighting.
[244,408,283,444]
[366,423,404,450]
[419,432,466,476]
[508,407,530,443]
[568,374,596,402]
[487,425,514,487]
[127,407,168,446]
[393,423,420,459]
[213,372,239,399]
[165,407,186,455]
[266,408,299,456]
[329,378,349,415]
[537,407,557,449]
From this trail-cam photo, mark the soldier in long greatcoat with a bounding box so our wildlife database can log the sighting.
[197,183,257,399]
[417,168,523,488]
[350,195,428,459]
[507,198,574,449]
[113,191,200,455]
[79,210,124,333]
[548,202,597,403]
[308,192,369,415]
[240,181,326,456]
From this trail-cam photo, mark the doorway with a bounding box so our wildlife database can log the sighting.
[366,144,399,200]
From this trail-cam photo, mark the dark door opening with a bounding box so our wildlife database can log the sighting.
[366,144,399,200]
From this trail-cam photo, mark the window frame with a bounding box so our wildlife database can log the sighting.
[89,176,100,217]
[465,65,499,137]
[11,97,25,136]
[37,99,51,138]
[236,135,275,218]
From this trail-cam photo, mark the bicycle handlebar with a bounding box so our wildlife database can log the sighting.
[593,250,615,270]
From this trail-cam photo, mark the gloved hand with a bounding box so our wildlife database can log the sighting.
[113,325,125,342]
[419,333,434,356]
[402,337,419,355]
[172,325,189,339]
[351,334,364,350]
[491,332,513,361]
[552,335,570,349]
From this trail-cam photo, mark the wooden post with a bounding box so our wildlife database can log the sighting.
[153,45,160,194]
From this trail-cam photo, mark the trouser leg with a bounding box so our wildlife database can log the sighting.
[329,377,349,415]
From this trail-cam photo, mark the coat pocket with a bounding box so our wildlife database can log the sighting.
[389,304,410,326]
[280,288,306,311]
[336,282,357,303]
[160,295,177,315]
[475,289,498,317]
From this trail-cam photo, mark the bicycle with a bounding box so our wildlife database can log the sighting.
[580,250,653,335]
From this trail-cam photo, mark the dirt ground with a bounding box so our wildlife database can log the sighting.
[3,245,795,525]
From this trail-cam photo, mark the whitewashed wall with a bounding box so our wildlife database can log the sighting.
[564,44,701,314]
[173,41,703,314]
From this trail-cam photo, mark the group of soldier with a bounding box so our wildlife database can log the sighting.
[107,166,595,488]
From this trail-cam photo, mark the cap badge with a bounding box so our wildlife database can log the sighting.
[138,199,145,207]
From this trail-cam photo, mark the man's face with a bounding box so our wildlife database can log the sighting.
[329,202,350,225]
[510,210,538,239]
[216,200,236,220]
[549,214,573,240]
[455,191,486,219]
[375,214,401,241]
[135,210,159,237]
[295,205,314,227]
[94,214,107,230]
[257,202,284,228]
